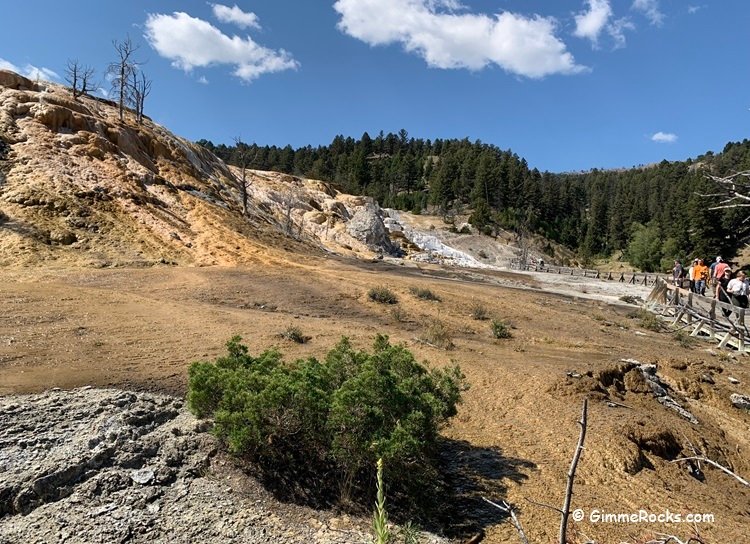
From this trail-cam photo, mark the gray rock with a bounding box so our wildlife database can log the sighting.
[346,203,398,255]
[0,387,450,544]
[730,393,750,410]
[130,469,155,485]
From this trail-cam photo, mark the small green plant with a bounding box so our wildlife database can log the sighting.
[409,286,441,302]
[420,319,454,350]
[369,285,399,304]
[673,330,695,348]
[280,325,310,343]
[491,319,512,339]
[470,301,488,320]
[633,309,663,332]
[397,522,422,544]
[372,458,390,544]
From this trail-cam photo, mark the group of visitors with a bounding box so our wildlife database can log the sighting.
[672,256,748,309]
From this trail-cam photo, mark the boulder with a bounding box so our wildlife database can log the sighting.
[346,203,398,255]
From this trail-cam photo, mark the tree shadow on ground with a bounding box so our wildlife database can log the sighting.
[437,437,536,539]
[226,436,536,540]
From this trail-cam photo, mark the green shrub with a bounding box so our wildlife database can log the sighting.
[409,286,441,302]
[491,319,512,339]
[368,286,399,304]
[187,335,466,514]
[280,325,310,343]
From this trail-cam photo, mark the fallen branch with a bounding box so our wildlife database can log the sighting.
[671,456,749,487]
[560,398,588,544]
[481,497,529,544]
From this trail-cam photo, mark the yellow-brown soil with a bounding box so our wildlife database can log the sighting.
[1,253,747,544]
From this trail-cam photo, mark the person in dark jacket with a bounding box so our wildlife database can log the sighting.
[715,268,733,317]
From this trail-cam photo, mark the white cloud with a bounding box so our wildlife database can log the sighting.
[573,0,633,49]
[198,75,209,84]
[210,3,260,30]
[0,57,59,81]
[333,0,586,78]
[607,17,635,49]
[632,0,664,26]
[651,131,677,143]
[573,0,612,45]
[687,5,702,14]
[144,12,299,82]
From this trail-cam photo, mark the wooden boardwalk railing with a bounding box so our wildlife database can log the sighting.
[510,261,668,287]
[646,277,747,351]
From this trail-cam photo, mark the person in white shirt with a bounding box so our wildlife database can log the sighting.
[727,270,748,308]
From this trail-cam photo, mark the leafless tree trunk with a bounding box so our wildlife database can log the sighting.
[233,137,251,216]
[559,398,587,544]
[131,70,152,125]
[107,36,140,122]
[65,60,96,101]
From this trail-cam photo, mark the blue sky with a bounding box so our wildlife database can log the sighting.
[0,1,747,172]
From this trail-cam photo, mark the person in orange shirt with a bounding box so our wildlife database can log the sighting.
[693,258,709,295]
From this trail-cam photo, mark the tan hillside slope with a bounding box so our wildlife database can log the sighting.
[0,70,389,268]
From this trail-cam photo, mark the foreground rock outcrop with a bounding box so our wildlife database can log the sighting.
[0,388,449,544]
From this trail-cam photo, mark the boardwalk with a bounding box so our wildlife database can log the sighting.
[646,277,748,351]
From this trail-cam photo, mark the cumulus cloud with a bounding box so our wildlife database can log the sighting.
[632,0,664,26]
[144,11,298,82]
[687,5,702,14]
[0,57,59,81]
[210,3,261,30]
[333,0,586,78]
[197,75,209,84]
[573,0,612,44]
[651,131,677,143]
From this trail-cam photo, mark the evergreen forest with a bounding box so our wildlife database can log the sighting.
[196,133,750,272]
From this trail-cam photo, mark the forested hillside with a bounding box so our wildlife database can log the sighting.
[197,134,750,271]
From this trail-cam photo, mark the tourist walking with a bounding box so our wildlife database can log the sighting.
[688,259,697,292]
[672,260,683,287]
[715,268,733,317]
[727,270,748,309]
[693,259,709,295]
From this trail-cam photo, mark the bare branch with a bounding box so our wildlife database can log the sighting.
[524,496,563,514]
[481,497,530,544]
[559,398,588,544]
[671,456,749,486]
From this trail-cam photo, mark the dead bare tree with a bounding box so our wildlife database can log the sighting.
[64,59,96,101]
[107,36,140,122]
[702,170,750,210]
[483,398,588,544]
[130,69,152,125]
[233,137,251,216]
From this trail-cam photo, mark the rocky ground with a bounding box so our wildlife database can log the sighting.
[0,387,450,544]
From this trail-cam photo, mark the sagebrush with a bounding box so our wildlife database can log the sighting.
[368,286,399,304]
[409,286,441,302]
[187,335,466,514]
